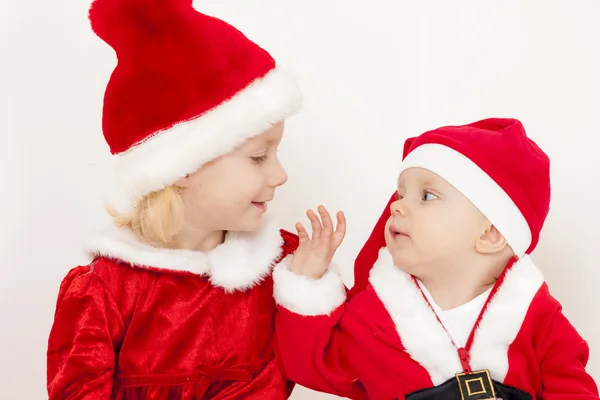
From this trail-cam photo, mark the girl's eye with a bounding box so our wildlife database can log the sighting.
[422,191,438,201]
[251,155,268,164]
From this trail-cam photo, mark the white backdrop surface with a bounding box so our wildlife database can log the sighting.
[1,1,599,398]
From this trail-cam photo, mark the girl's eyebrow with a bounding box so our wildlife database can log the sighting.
[238,138,268,153]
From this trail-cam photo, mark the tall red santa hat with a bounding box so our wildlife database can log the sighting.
[349,118,551,298]
[89,0,303,213]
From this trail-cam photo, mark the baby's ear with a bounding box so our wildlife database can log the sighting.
[475,223,508,254]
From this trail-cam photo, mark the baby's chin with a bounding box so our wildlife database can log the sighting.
[387,248,415,274]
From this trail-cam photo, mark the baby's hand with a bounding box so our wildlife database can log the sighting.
[290,205,346,279]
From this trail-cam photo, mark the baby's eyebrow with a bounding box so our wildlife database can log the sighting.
[421,179,436,187]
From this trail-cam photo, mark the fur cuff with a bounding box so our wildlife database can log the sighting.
[273,256,347,316]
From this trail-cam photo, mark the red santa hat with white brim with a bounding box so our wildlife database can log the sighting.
[89,0,303,213]
[350,118,551,298]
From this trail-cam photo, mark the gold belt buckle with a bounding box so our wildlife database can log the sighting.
[456,369,496,399]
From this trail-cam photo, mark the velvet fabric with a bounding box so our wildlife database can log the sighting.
[47,230,298,399]
[90,0,278,155]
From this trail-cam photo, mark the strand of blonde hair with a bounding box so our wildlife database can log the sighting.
[107,185,185,248]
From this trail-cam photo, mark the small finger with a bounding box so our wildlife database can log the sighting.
[307,209,322,241]
[296,222,309,245]
[333,211,347,247]
[336,211,346,233]
[318,205,333,237]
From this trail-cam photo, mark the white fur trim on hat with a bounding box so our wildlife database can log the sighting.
[272,256,347,316]
[398,143,532,257]
[104,66,303,214]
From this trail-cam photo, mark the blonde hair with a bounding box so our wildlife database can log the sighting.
[108,185,186,248]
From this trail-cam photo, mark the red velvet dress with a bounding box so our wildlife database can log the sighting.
[47,218,298,400]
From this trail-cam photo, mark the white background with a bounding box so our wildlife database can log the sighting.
[1,0,599,398]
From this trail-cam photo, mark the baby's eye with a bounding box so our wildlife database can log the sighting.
[251,155,268,164]
[422,191,438,201]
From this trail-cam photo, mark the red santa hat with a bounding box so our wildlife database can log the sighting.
[349,118,551,299]
[89,0,303,213]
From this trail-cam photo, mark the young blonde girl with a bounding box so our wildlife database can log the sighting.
[46,0,305,398]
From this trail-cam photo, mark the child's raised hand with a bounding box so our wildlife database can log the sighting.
[289,205,346,279]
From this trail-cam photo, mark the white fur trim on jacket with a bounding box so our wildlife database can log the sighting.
[105,66,303,214]
[273,256,347,316]
[369,247,544,386]
[88,216,284,292]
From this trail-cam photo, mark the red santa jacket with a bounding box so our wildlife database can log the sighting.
[47,218,299,400]
[273,246,599,399]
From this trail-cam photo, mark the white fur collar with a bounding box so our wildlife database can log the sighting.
[88,217,283,292]
[369,247,544,386]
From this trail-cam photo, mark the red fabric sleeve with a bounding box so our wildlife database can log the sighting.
[273,229,366,399]
[275,306,367,400]
[539,307,599,399]
[276,229,300,398]
[279,229,299,257]
[47,266,124,400]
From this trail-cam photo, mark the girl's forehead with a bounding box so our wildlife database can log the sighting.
[241,122,285,148]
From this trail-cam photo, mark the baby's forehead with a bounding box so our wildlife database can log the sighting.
[397,167,450,188]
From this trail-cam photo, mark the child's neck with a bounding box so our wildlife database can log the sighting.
[418,257,506,311]
[173,228,225,252]
[419,277,494,311]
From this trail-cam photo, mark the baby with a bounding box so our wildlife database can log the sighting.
[272,118,599,399]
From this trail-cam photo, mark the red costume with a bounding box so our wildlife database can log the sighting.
[48,222,299,399]
[274,245,598,399]
[47,0,302,398]
[273,119,599,399]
